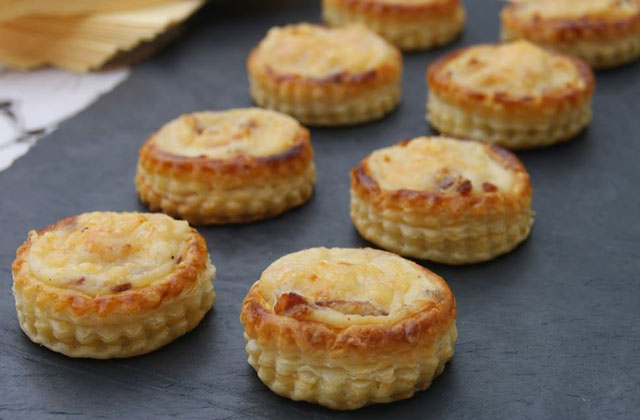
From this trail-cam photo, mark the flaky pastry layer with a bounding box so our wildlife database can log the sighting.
[247,23,402,126]
[501,0,640,68]
[427,91,593,149]
[240,247,457,409]
[350,137,533,264]
[135,109,316,224]
[12,212,216,358]
[427,41,594,149]
[501,27,640,69]
[245,323,456,410]
[322,0,465,51]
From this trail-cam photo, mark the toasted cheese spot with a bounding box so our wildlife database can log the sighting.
[111,283,132,293]
[152,108,302,159]
[367,137,516,194]
[315,299,388,316]
[456,179,472,195]
[27,212,192,297]
[483,182,498,192]
[274,292,310,316]
[257,247,444,327]
[442,40,585,97]
[510,0,640,21]
[253,23,396,79]
[273,292,389,319]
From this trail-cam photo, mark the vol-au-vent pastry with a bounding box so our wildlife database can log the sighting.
[501,0,640,69]
[427,40,595,149]
[136,108,316,224]
[351,136,533,264]
[322,0,466,51]
[247,23,402,126]
[240,247,457,410]
[11,212,216,358]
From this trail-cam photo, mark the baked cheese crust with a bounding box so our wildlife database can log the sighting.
[323,0,465,51]
[501,0,640,68]
[240,247,457,409]
[135,108,316,224]
[248,23,402,126]
[427,41,594,149]
[350,137,533,264]
[12,212,216,358]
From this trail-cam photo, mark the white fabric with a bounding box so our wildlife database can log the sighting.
[0,66,129,171]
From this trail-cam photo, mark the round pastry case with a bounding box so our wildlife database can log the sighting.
[0,1,638,419]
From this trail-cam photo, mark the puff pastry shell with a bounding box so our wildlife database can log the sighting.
[322,0,465,51]
[427,40,595,149]
[136,108,316,224]
[350,136,533,264]
[501,0,640,69]
[240,247,457,410]
[248,23,402,126]
[12,212,216,358]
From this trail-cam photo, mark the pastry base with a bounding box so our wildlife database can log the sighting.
[136,162,316,225]
[244,322,456,410]
[249,75,401,126]
[14,261,216,359]
[427,92,592,149]
[323,1,465,51]
[501,28,640,70]
[350,191,533,264]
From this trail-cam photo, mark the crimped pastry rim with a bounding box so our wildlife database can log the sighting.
[247,24,402,89]
[426,90,592,149]
[240,248,456,355]
[351,137,532,216]
[501,1,640,43]
[247,51,402,89]
[249,49,400,87]
[138,126,314,180]
[12,214,211,318]
[244,321,457,409]
[323,0,463,19]
[426,42,595,115]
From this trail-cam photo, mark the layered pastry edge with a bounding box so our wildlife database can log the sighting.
[240,247,457,409]
[135,109,316,224]
[247,23,403,126]
[322,0,466,51]
[12,212,216,358]
[500,0,640,68]
[426,41,595,149]
[350,137,534,263]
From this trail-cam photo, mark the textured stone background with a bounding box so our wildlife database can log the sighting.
[1,1,639,419]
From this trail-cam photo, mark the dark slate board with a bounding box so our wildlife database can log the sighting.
[1,1,639,419]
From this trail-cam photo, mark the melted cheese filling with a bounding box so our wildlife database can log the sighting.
[510,0,640,20]
[258,248,443,326]
[368,137,515,194]
[443,40,584,97]
[153,108,301,159]
[27,212,192,297]
[254,23,394,78]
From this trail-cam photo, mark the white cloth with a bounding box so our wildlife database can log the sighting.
[0,66,129,171]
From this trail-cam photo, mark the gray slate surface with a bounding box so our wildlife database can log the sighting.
[1,1,639,419]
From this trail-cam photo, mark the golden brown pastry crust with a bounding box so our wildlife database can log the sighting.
[247,23,402,126]
[501,0,640,68]
[135,109,316,224]
[12,212,216,358]
[322,0,465,51]
[350,137,533,264]
[240,247,457,410]
[427,41,595,149]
